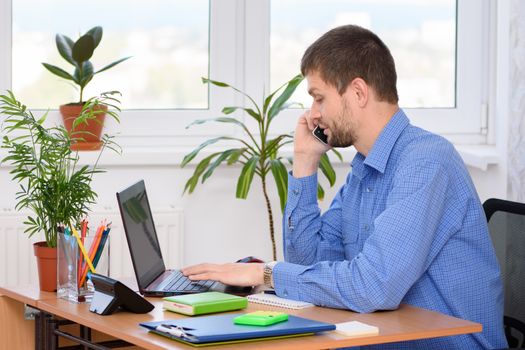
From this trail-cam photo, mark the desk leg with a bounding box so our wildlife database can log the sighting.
[43,312,58,350]
[34,310,44,350]
[80,324,92,350]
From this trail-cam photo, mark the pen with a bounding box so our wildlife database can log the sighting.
[70,226,96,273]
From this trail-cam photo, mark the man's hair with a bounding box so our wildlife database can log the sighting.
[301,25,398,103]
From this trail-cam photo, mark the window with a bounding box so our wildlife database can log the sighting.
[247,0,489,142]
[12,0,209,110]
[0,0,492,150]
[270,0,457,109]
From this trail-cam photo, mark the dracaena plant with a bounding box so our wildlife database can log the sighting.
[0,90,122,248]
[181,74,341,260]
[42,26,130,104]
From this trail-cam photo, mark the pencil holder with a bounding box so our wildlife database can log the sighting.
[57,231,110,303]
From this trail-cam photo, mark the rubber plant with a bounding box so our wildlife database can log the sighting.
[42,26,130,150]
[181,74,342,260]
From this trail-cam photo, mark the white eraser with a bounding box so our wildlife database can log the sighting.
[334,321,379,337]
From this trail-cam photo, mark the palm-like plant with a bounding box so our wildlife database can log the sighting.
[0,91,121,247]
[181,74,341,260]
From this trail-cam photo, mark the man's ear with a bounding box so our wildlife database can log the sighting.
[349,78,368,108]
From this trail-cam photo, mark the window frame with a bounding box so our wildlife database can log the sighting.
[245,0,491,145]
[0,0,495,150]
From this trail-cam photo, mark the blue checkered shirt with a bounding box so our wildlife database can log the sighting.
[274,109,507,349]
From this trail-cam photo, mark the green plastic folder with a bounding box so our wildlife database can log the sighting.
[163,292,247,316]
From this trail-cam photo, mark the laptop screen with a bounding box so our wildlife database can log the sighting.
[117,180,165,290]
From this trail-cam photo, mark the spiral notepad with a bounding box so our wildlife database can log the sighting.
[247,293,314,310]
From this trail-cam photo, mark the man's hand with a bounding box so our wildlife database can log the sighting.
[181,263,265,287]
[293,111,330,178]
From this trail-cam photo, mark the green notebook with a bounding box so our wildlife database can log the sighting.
[163,292,247,316]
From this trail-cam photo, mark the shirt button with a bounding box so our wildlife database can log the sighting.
[283,290,288,297]
[366,187,373,192]
[289,226,294,231]
[364,224,369,231]
[293,189,299,195]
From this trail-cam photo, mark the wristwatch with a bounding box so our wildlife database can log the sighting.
[263,261,278,288]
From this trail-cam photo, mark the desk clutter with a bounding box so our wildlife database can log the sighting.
[57,220,111,303]
[140,313,336,346]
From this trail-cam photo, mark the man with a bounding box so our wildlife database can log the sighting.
[182,25,507,349]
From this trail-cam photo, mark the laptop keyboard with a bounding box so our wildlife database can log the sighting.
[163,270,215,291]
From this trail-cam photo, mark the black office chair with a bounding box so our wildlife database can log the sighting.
[484,198,525,348]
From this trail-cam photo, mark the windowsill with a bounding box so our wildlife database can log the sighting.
[29,144,499,171]
[455,145,500,171]
[0,144,501,170]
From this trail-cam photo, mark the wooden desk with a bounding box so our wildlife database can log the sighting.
[1,285,482,350]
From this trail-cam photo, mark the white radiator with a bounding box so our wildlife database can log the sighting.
[0,207,184,287]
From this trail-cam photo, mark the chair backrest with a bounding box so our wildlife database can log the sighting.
[483,198,525,348]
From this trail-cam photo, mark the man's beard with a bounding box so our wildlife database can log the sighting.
[327,98,357,148]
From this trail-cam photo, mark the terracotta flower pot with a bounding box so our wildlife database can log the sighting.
[60,103,107,151]
[33,242,57,292]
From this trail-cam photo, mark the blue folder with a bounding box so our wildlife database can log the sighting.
[140,313,335,345]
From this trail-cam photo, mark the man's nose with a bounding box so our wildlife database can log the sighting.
[309,105,322,123]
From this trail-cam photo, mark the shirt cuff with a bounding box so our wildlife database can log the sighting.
[272,261,308,300]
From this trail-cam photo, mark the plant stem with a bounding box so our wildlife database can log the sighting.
[261,174,277,260]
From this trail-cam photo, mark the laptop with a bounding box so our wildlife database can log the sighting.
[117,180,227,296]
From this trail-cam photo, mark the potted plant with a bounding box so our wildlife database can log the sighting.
[42,26,130,151]
[181,75,342,260]
[0,90,121,291]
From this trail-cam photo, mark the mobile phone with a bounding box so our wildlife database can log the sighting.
[312,125,328,145]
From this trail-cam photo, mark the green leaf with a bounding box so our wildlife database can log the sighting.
[187,117,247,130]
[181,136,234,167]
[183,153,218,194]
[72,34,95,64]
[95,57,131,74]
[267,74,304,120]
[202,77,229,87]
[330,148,343,162]
[74,61,94,87]
[227,148,246,165]
[42,63,75,81]
[186,118,257,149]
[86,26,103,48]
[270,159,289,212]
[236,156,259,199]
[317,184,325,200]
[222,106,261,122]
[55,34,75,65]
[319,153,336,186]
[202,149,238,182]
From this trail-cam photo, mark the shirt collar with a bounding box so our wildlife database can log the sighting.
[351,109,409,178]
[364,109,409,174]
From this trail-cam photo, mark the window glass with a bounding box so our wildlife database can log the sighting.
[270,0,456,108]
[12,0,209,109]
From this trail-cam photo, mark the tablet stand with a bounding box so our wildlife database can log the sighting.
[89,273,154,315]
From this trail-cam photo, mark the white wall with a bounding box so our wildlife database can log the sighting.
[0,159,507,266]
